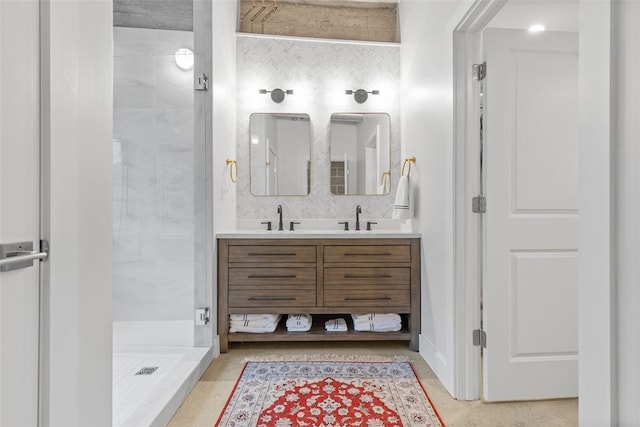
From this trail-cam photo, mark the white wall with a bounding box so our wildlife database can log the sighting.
[211,0,238,345]
[613,2,640,422]
[40,0,113,424]
[578,1,615,425]
[399,0,462,395]
[400,1,640,424]
[212,0,237,231]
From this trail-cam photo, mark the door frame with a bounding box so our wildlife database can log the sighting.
[452,0,506,401]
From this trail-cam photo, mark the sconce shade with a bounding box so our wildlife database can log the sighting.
[260,88,293,103]
[346,88,379,104]
[174,48,194,71]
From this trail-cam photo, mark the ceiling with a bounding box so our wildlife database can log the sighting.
[113,0,193,30]
[488,0,579,32]
[255,0,397,8]
[113,0,398,31]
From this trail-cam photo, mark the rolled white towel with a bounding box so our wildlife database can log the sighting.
[325,318,348,332]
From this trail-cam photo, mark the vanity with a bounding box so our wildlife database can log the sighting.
[226,47,411,352]
[217,232,420,352]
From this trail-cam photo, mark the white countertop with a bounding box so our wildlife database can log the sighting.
[216,229,421,239]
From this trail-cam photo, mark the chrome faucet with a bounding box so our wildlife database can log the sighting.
[277,204,284,231]
[355,204,362,231]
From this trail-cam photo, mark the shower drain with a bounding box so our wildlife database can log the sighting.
[135,367,158,376]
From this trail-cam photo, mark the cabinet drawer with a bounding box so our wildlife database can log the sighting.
[229,267,316,286]
[324,245,410,263]
[324,267,409,287]
[229,245,316,263]
[229,288,316,308]
[324,289,410,308]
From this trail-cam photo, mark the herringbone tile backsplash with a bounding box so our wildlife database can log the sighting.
[236,34,400,221]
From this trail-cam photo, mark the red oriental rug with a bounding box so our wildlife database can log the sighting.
[214,361,445,427]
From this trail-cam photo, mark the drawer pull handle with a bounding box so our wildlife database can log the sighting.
[247,252,297,256]
[248,275,297,279]
[344,274,392,279]
[248,296,296,301]
[344,297,392,301]
[344,252,392,256]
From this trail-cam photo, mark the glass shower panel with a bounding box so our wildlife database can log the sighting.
[113,27,203,347]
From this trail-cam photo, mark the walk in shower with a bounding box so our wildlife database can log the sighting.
[112,21,212,426]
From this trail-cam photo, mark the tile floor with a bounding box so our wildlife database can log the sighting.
[168,341,578,427]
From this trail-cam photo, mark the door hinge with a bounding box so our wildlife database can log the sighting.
[473,329,487,348]
[195,307,210,325]
[195,73,209,91]
[473,61,487,81]
[472,195,486,213]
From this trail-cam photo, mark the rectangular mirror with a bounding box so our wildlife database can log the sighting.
[330,113,391,195]
[250,113,311,196]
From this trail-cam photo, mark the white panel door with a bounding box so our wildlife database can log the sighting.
[482,28,579,401]
[0,0,41,424]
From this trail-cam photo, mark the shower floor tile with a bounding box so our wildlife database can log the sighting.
[113,346,209,427]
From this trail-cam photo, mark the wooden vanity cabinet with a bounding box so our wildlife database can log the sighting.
[217,237,420,352]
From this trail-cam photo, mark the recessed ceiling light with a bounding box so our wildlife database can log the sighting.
[528,24,546,33]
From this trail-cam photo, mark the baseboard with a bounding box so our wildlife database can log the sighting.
[419,334,455,398]
[213,335,221,358]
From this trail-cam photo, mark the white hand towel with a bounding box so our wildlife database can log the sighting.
[230,320,273,328]
[286,324,311,332]
[353,322,402,332]
[229,314,282,333]
[229,324,279,333]
[229,314,280,322]
[392,175,411,220]
[325,318,348,332]
[351,313,402,323]
[286,314,312,331]
[286,314,312,327]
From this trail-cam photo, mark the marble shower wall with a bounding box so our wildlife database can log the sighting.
[113,27,195,322]
[236,35,401,222]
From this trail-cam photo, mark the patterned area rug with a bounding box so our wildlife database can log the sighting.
[215,361,445,427]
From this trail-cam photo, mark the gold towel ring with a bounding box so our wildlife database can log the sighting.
[380,171,391,189]
[401,157,416,177]
[226,159,238,183]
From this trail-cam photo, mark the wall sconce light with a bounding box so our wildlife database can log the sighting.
[346,89,379,104]
[259,88,293,103]
[174,48,194,71]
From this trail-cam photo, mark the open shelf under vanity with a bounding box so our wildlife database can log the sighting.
[227,313,412,345]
